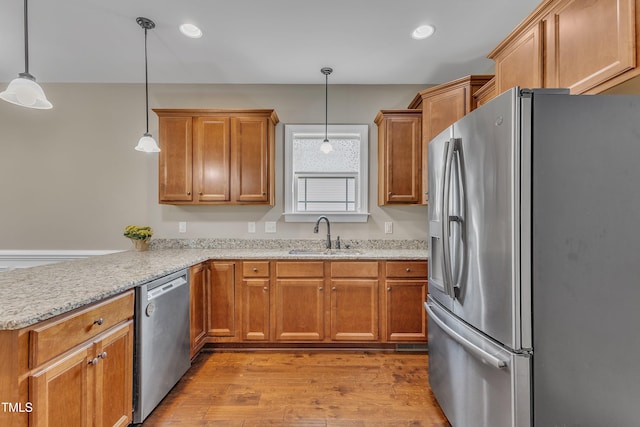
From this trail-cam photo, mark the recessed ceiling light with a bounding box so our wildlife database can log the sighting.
[179,23,202,39]
[411,24,435,40]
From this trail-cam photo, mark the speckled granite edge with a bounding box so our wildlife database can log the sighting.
[0,242,428,330]
[150,238,427,250]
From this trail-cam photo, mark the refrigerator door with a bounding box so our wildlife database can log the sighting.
[426,297,531,427]
[448,88,524,350]
[428,126,455,311]
[530,92,640,426]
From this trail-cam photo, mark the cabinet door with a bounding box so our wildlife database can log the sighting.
[94,321,133,427]
[494,23,543,96]
[158,116,193,203]
[208,262,236,337]
[385,280,427,342]
[30,344,94,427]
[545,0,635,93]
[242,278,270,341]
[193,117,231,202]
[190,262,209,357]
[378,115,422,204]
[274,279,324,341]
[231,117,270,203]
[330,279,379,341]
[423,86,467,144]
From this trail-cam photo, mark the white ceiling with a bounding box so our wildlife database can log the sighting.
[0,0,541,85]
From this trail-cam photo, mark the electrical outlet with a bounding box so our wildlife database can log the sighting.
[265,221,277,233]
[179,222,187,233]
[248,222,256,233]
[384,222,393,234]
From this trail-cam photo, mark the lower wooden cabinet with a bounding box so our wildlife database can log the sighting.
[93,321,134,427]
[189,262,209,357]
[384,261,428,342]
[242,261,270,341]
[274,261,325,341]
[30,311,133,427]
[207,262,237,338]
[188,259,428,353]
[0,290,135,427]
[30,343,94,426]
[330,261,379,341]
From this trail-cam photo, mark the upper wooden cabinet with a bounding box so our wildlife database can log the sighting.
[488,0,639,96]
[408,75,493,204]
[474,77,497,107]
[154,109,278,205]
[491,22,543,98]
[375,110,422,205]
[413,75,494,144]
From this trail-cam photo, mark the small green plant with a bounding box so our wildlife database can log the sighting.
[124,225,153,241]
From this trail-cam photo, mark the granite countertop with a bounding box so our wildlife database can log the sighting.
[0,241,427,330]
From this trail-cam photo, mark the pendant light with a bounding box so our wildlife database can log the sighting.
[0,0,52,109]
[319,67,334,154]
[134,17,161,153]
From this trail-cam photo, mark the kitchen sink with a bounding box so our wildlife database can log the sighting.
[288,249,365,256]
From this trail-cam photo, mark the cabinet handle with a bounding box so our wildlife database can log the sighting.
[88,358,99,366]
[199,192,203,196]
[93,318,104,326]
[187,192,191,196]
[332,287,337,291]
[319,287,324,291]
[406,268,411,272]
[388,192,392,195]
[253,267,258,272]
[262,192,266,196]
[98,351,108,359]
[387,287,391,291]
[263,287,268,291]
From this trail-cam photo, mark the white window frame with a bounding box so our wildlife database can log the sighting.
[283,124,369,223]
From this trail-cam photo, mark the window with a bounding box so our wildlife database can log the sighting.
[284,124,369,222]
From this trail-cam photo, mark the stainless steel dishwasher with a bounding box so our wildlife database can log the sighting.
[133,268,190,423]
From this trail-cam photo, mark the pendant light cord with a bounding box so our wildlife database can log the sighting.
[23,0,30,75]
[324,71,328,142]
[144,26,150,134]
[321,67,332,142]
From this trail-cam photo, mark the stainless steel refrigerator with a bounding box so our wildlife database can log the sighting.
[426,87,640,427]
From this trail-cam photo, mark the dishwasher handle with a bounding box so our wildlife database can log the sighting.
[147,276,188,300]
[425,302,508,369]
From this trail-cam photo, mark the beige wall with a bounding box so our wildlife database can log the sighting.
[0,83,428,250]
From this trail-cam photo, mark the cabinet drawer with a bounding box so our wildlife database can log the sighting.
[330,261,378,278]
[276,262,324,278]
[386,261,428,278]
[30,290,134,367]
[243,261,270,278]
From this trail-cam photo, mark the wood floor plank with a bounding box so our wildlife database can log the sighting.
[141,351,450,427]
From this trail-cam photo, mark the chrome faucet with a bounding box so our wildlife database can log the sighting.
[313,216,331,249]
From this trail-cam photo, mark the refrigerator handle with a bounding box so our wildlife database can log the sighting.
[441,138,455,298]
[425,302,508,369]
[450,138,465,299]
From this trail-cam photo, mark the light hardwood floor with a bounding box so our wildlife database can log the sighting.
[140,350,451,426]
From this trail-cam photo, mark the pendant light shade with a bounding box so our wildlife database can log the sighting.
[320,67,333,154]
[134,17,160,153]
[136,133,160,152]
[0,0,52,109]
